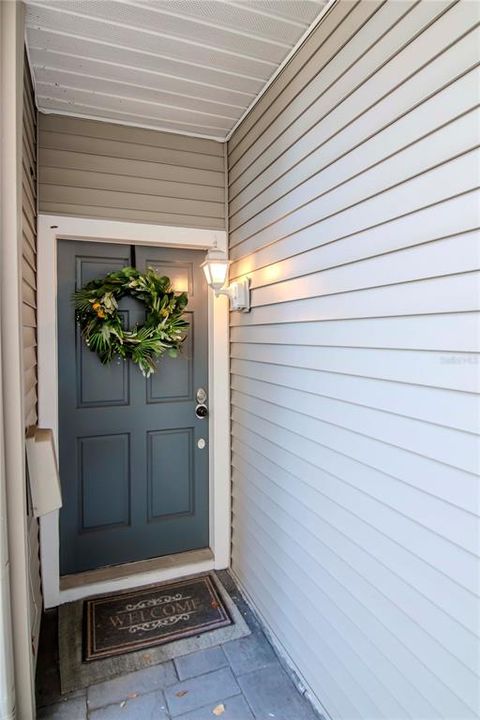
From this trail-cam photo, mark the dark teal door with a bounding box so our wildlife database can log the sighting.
[57,241,209,575]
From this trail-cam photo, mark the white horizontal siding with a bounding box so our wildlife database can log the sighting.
[228,2,480,719]
[231,359,479,435]
[38,113,227,228]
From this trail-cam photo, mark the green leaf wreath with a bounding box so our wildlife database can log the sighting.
[73,266,189,377]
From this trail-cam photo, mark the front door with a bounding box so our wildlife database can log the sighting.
[57,240,209,575]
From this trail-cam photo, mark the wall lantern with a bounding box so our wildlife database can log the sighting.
[201,249,250,312]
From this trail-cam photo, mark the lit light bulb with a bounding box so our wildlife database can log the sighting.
[201,250,230,291]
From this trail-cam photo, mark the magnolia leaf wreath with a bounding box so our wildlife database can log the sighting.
[73,266,189,377]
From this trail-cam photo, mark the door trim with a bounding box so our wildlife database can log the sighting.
[38,214,230,608]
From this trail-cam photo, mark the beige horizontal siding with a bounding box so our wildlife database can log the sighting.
[38,113,226,228]
[23,59,42,662]
[228,1,480,719]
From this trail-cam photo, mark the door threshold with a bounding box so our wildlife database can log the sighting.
[58,548,214,604]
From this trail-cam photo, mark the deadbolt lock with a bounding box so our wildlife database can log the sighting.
[196,387,207,404]
[195,404,208,419]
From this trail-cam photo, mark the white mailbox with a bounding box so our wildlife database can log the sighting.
[26,428,62,517]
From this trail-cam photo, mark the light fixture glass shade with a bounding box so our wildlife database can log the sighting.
[201,251,230,291]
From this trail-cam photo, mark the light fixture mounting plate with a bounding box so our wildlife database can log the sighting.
[228,278,250,312]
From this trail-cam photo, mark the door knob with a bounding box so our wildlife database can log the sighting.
[195,404,208,419]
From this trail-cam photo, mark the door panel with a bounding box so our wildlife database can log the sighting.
[57,240,209,575]
[79,433,131,531]
[147,428,193,520]
[146,312,193,403]
[77,334,130,407]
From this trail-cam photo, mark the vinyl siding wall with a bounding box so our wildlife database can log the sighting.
[227,1,480,719]
[23,61,42,659]
[38,114,226,229]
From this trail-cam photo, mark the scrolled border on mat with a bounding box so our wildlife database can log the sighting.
[84,574,232,661]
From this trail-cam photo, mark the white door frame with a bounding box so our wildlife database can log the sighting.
[37,214,230,608]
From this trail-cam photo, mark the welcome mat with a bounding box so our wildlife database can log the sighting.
[85,575,232,661]
[60,573,250,694]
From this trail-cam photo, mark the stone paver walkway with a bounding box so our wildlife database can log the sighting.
[36,573,319,720]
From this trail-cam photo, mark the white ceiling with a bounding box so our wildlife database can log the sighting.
[25,0,327,141]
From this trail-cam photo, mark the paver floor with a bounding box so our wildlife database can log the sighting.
[36,572,319,720]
